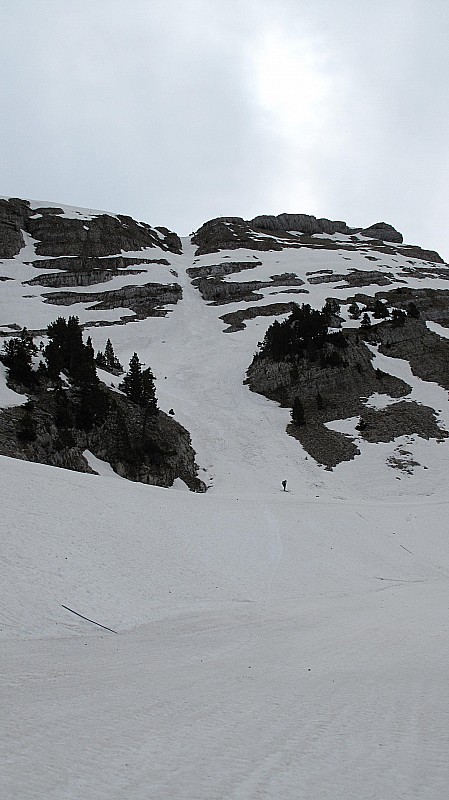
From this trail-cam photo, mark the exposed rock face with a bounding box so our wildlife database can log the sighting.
[26,254,169,273]
[42,282,182,319]
[192,213,446,266]
[192,213,414,257]
[0,197,182,258]
[360,400,446,443]
[187,259,305,306]
[0,198,27,257]
[359,222,403,243]
[347,287,449,326]
[220,303,298,332]
[250,213,354,236]
[27,267,146,289]
[307,269,395,288]
[186,261,262,279]
[252,215,403,243]
[0,381,205,491]
[245,315,449,467]
[191,272,305,305]
[246,330,410,417]
[192,218,284,255]
[369,317,449,390]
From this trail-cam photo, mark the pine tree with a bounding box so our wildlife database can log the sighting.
[17,400,37,441]
[104,339,122,372]
[291,397,305,426]
[361,312,371,329]
[1,330,36,385]
[120,353,143,404]
[348,302,361,319]
[45,317,97,385]
[96,339,123,373]
[141,367,158,414]
[95,350,107,369]
[120,354,158,411]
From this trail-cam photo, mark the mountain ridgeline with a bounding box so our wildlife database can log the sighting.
[2,197,449,484]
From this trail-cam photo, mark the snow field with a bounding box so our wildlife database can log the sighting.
[2,212,449,797]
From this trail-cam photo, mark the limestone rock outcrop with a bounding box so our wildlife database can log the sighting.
[0,197,182,258]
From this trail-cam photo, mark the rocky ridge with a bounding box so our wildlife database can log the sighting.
[3,198,449,480]
[0,380,205,491]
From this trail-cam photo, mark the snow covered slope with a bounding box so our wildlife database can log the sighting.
[1,202,449,799]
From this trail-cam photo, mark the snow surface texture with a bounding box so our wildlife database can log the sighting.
[1,204,449,798]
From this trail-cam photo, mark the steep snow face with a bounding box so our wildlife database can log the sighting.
[2,204,449,799]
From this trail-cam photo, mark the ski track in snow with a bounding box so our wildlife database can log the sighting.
[2,226,449,798]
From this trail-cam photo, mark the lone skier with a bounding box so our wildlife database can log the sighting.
[282,480,287,492]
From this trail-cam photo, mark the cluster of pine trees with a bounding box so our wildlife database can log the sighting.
[0,317,159,437]
[256,303,347,363]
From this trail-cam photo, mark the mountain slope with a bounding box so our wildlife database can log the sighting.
[2,200,449,799]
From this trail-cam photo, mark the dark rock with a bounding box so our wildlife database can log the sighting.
[0,197,182,260]
[347,288,449,327]
[371,316,449,390]
[0,198,29,257]
[187,261,262,280]
[192,218,284,255]
[359,222,403,243]
[245,324,416,467]
[308,269,395,288]
[28,211,181,257]
[220,302,299,333]
[42,282,182,319]
[0,380,205,491]
[250,213,353,236]
[360,400,447,444]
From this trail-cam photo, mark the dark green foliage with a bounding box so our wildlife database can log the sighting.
[54,428,76,451]
[96,338,123,373]
[44,338,64,379]
[325,350,343,367]
[54,387,75,429]
[323,298,341,319]
[348,302,361,319]
[96,351,107,369]
[17,400,37,442]
[1,329,37,385]
[45,316,97,385]
[407,302,420,318]
[258,304,329,362]
[392,308,406,327]
[361,312,371,328]
[120,353,158,412]
[75,384,110,430]
[291,396,305,425]
[316,391,324,410]
[372,299,389,319]
[327,331,347,348]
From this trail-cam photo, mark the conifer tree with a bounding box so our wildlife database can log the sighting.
[104,339,122,372]
[361,312,371,328]
[120,353,158,411]
[45,316,97,385]
[96,338,123,373]
[1,329,37,385]
[348,302,361,319]
[291,397,305,426]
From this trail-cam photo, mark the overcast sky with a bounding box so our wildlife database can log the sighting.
[1,0,448,257]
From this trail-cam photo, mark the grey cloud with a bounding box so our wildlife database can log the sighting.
[0,0,448,258]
